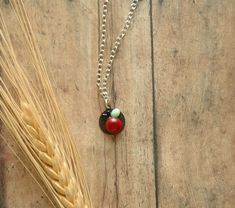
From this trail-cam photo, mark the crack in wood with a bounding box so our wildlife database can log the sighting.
[150,0,159,207]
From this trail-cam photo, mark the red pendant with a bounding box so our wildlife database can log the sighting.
[99,108,125,135]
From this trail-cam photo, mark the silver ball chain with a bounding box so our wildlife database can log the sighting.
[96,0,140,109]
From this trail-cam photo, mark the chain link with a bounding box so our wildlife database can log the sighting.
[97,0,140,108]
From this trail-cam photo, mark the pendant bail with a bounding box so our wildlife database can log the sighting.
[104,99,111,109]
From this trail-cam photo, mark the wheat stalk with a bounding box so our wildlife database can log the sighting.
[0,0,93,207]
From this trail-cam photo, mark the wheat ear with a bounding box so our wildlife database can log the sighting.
[0,83,90,208]
[21,102,87,208]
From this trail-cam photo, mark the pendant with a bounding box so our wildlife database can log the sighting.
[99,108,125,135]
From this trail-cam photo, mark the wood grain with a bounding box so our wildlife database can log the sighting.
[152,0,235,207]
[0,0,234,208]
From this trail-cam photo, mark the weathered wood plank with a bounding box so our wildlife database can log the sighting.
[152,0,235,207]
[109,1,156,208]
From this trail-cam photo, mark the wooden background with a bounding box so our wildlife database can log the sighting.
[0,0,234,207]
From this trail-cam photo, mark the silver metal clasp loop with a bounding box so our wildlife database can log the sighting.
[104,99,111,109]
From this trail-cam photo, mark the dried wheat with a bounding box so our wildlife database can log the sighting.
[0,0,93,207]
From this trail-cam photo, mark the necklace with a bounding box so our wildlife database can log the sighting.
[97,0,140,135]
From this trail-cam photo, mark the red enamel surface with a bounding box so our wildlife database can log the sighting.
[105,117,123,134]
